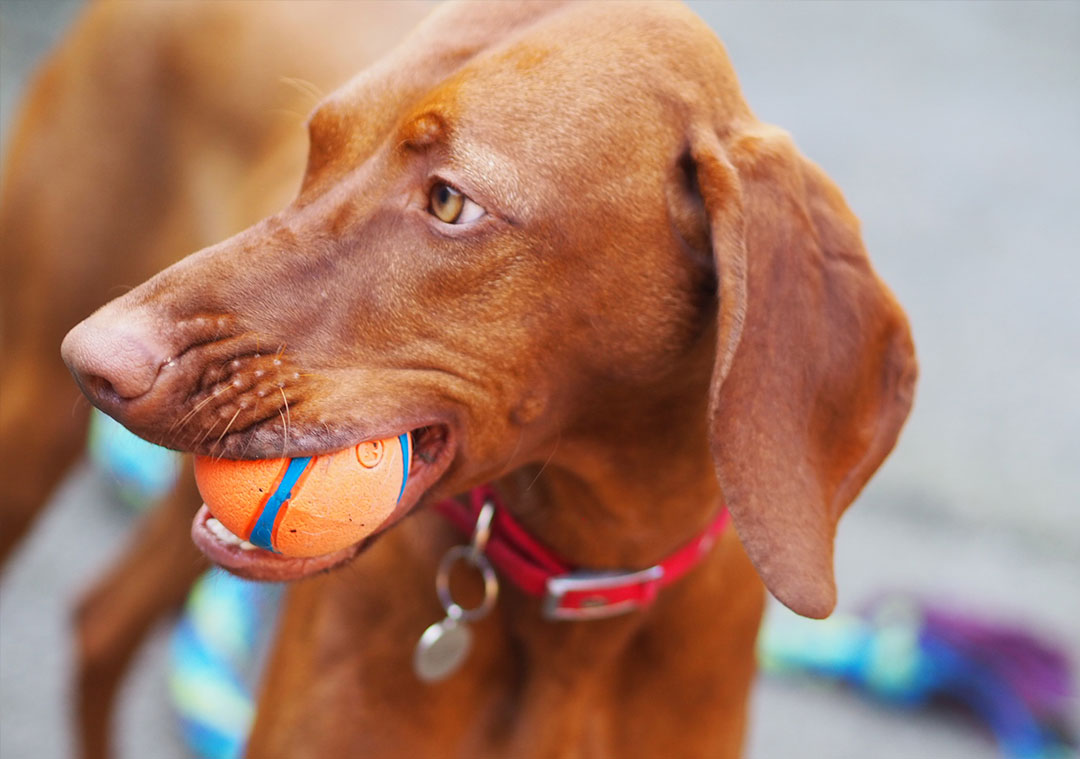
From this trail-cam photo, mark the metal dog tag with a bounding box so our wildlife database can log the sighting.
[412,501,498,683]
[414,617,473,682]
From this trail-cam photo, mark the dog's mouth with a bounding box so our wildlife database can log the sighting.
[190,423,454,581]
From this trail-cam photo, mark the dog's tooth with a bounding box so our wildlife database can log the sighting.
[206,517,243,546]
[238,540,257,551]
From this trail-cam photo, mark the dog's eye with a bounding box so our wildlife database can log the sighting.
[429,182,485,225]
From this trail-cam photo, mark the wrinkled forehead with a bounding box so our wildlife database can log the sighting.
[304,1,746,196]
[439,29,679,176]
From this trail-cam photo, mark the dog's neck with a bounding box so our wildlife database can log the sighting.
[495,377,721,572]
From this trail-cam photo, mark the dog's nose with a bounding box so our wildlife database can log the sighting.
[61,314,165,402]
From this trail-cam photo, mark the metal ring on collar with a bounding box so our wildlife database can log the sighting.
[469,499,495,557]
[436,545,498,622]
[435,501,498,622]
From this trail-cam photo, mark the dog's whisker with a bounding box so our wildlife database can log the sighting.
[168,385,227,436]
[235,396,262,460]
[168,394,225,449]
[279,75,324,103]
[499,425,527,476]
[278,386,291,459]
[278,407,288,459]
[211,408,244,458]
[237,428,256,460]
[526,430,561,493]
[192,416,224,450]
[70,394,89,418]
[169,394,214,436]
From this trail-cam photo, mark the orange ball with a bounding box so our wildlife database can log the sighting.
[194,433,411,557]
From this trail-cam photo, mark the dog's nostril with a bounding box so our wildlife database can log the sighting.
[82,374,123,405]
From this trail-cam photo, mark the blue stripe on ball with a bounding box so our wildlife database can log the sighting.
[249,456,313,552]
[397,433,411,503]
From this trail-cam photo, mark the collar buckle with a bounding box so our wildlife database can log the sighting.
[542,565,665,621]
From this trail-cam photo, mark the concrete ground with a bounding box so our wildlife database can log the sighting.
[2,2,1077,758]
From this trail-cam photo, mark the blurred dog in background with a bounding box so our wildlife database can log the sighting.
[1,2,426,756]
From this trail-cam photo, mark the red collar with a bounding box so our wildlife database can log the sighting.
[433,486,730,621]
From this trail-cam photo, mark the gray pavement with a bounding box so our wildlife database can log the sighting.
[2,2,1078,758]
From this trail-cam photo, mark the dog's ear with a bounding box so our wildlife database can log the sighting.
[688,124,917,618]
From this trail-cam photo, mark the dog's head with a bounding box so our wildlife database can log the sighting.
[61,1,914,616]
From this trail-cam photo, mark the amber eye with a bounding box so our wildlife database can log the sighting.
[428,182,486,225]
[430,183,464,222]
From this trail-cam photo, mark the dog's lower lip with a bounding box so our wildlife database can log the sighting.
[191,504,362,581]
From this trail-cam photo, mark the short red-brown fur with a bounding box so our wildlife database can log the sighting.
[7,2,915,757]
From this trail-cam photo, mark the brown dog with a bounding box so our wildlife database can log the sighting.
[57,1,915,756]
[1,2,425,757]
